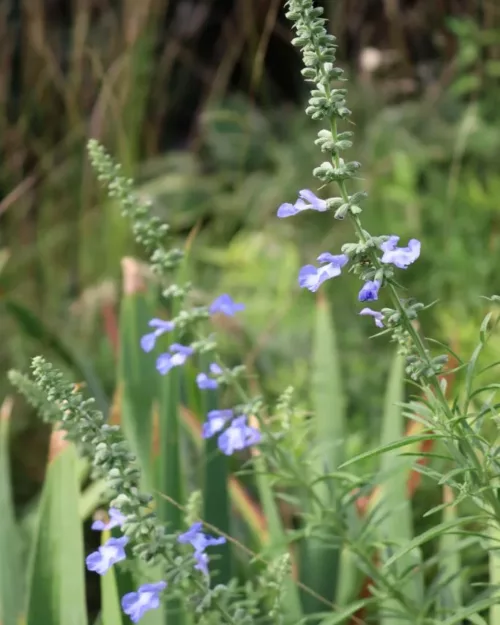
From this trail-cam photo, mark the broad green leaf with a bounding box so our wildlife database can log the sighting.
[118,287,158,487]
[26,444,88,625]
[157,364,186,625]
[375,353,422,624]
[437,486,462,617]
[253,453,303,622]
[301,294,344,611]
[100,530,126,625]
[488,517,500,624]
[201,355,231,585]
[0,400,23,625]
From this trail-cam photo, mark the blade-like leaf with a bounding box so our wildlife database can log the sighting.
[201,355,231,585]
[100,530,126,625]
[0,399,23,625]
[301,294,344,611]
[375,353,423,624]
[118,281,158,487]
[437,486,462,617]
[26,444,88,625]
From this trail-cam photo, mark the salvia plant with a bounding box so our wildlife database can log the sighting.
[8,0,500,624]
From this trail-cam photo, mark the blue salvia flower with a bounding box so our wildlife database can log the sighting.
[156,343,194,375]
[121,581,167,623]
[91,507,126,531]
[209,294,245,316]
[85,536,129,575]
[178,522,226,552]
[217,416,262,456]
[358,279,381,302]
[359,307,385,328]
[202,409,234,438]
[277,189,328,218]
[380,236,421,269]
[140,319,175,353]
[178,522,226,576]
[196,363,223,390]
[298,253,348,292]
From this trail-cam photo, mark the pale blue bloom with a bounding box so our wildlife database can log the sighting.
[178,522,226,576]
[381,236,421,269]
[121,581,167,623]
[202,409,234,438]
[91,508,126,531]
[358,279,381,302]
[360,307,384,328]
[277,189,328,218]
[156,343,194,375]
[86,536,129,575]
[209,294,245,316]
[140,319,175,353]
[178,522,226,552]
[196,363,223,390]
[298,253,348,292]
[217,416,262,455]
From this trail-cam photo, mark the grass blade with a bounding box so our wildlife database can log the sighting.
[375,353,422,624]
[0,398,23,625]
[301,293,345,611]
[26,442,88,625]
[437,486,462,617]
[201,355,231,584]
[118,260,159,487]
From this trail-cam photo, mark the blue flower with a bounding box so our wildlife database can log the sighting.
[298,253,348,292]
[359,307,384,328]
[86,536,129,575]
[91,508,126,531]
[196,363,223,390]
[217,416,262,455]
[202,409,234,438]
[358,279,381,302]
[140,319,175,353]
[156,343,194,375]
[380,236,421,269]
[209,294,245,316]
[277,189,328,218]
[178,522,226,552]
[121,581,167,623]
[178,522,226,576]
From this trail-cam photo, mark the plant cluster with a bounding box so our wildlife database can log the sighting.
[7,1,500,624]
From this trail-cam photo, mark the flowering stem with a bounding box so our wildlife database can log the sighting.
[326,80,500,522]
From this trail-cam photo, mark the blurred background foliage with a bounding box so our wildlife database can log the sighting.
[2,0,500,616]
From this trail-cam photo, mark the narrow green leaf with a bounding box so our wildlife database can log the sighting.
[340,434,445,469]
[0,402,23,625]
[118,288,158,487]
[301,295,344,611]
[383,516,482,571]
[26,445,88,625]
[201,355,231,585]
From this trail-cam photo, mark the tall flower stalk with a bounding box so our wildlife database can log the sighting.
[282,0,500,525]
